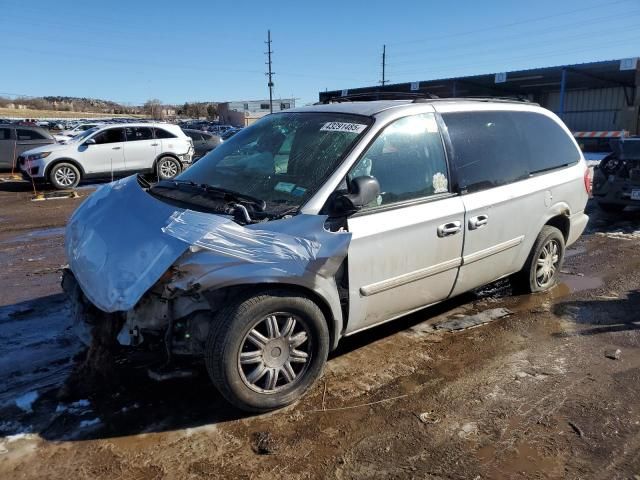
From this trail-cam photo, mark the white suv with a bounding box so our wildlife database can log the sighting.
[19,123,194,189]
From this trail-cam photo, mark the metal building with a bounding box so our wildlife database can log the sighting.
[319,58,640,136]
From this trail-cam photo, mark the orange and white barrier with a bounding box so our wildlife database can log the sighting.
[573,130,629,138]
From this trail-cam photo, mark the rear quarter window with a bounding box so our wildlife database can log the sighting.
[513,111,581,173]
[154,128,177,139]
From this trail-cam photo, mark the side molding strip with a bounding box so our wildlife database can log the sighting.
[462,235,525,265]
[360,257,462,297]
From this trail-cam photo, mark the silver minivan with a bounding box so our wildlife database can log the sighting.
[63,99,590,411]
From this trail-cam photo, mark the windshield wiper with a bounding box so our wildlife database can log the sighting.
[154,179,266,211]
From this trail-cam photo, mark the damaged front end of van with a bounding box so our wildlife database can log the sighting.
[63,174,351,358]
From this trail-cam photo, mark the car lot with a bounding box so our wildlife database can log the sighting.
[0,173,639,478]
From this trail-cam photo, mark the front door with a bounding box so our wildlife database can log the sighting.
[345,113,465,334]
[78,127,125,175]
[124,126,158,172]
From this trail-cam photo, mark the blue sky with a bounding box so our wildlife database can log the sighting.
[1,0,639,106]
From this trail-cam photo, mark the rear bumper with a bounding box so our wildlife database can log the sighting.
[567,211,589,247]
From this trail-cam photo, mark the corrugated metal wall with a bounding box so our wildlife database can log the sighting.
[545,87,627,131]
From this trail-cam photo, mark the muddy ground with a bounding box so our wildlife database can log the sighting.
[1,174,640,479]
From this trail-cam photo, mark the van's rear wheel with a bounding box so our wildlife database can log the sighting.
[49,162,80,189]
[512,225,565,294]
[205,289,329,412]
[156,156,181,180]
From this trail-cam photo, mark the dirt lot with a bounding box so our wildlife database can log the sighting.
[1,174,640,479]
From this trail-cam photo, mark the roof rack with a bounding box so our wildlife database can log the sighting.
[461,96,536,104]
[315,91,439,104]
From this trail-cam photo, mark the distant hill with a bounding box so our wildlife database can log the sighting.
[0,96,140,114]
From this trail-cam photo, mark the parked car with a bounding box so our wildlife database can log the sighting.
[57,122,105,139]
[592,137,640,212]
[183,129,222,160]
[221,127,242,141]
[0,124,55,169]
[19,123,194,189]
[62,99,589,411]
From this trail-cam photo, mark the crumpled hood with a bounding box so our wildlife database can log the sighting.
[66,175,351,313]
[66,176,189,312]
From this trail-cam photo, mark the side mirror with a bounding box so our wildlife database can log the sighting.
[84,138,96,145]
[333,176,380,214]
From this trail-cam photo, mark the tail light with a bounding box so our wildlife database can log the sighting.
[584,167,592,196]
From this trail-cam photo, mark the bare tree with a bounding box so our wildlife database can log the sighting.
[206,103,218,120]
[144,98,164,120]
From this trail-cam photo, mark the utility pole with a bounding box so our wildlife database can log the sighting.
[380,44,387,86]
[265,30,275,114]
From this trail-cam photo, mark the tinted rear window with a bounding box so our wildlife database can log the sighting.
[0,128,11,140]
[442,111,527,193]
[17,128,48,141]
[125,127,154,141]
[154,128,177,139]
[516,112,581,173]
[442,110,579,193]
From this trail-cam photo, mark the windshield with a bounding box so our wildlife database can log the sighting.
[176,112,371,212]
[68,127,99,142]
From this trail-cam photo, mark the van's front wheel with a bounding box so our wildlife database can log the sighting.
[205,290,329,412]
[512,225,565,294]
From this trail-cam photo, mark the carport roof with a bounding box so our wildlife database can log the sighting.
[319,59,638,101]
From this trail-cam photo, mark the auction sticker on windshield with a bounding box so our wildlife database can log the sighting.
[320,122,367,134]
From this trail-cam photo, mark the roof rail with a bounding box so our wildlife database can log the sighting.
[315,91,439,104]
[458,96,537,104]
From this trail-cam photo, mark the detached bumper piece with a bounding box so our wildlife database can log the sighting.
[61,268,124,347]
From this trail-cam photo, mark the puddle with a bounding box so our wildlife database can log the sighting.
[510,283,571,313]
[559,274,603,293]
[0,227,66,245]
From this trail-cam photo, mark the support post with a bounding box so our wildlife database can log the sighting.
[265,30,275,114]
[559,68,567,119]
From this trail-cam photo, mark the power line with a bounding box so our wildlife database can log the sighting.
[388,9,640,60]
[386,0,635,46]
[386,19,640,71]
[382,38,640,83]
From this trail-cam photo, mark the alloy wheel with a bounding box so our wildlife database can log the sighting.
[535,239,560,289]
[159,159,178,178]
[54,166,77,187]
[237,313,311,394]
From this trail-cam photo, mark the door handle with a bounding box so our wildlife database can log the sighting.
[437,221,462,237]
[112,146,121,150]
[468,214,489,230]
[151,143,159,146]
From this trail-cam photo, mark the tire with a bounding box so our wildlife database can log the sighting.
[512,225,565,294]
[598,202,625,213]
[156,156,181,180]
[49,162,81,189]
[205,289,329,412]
